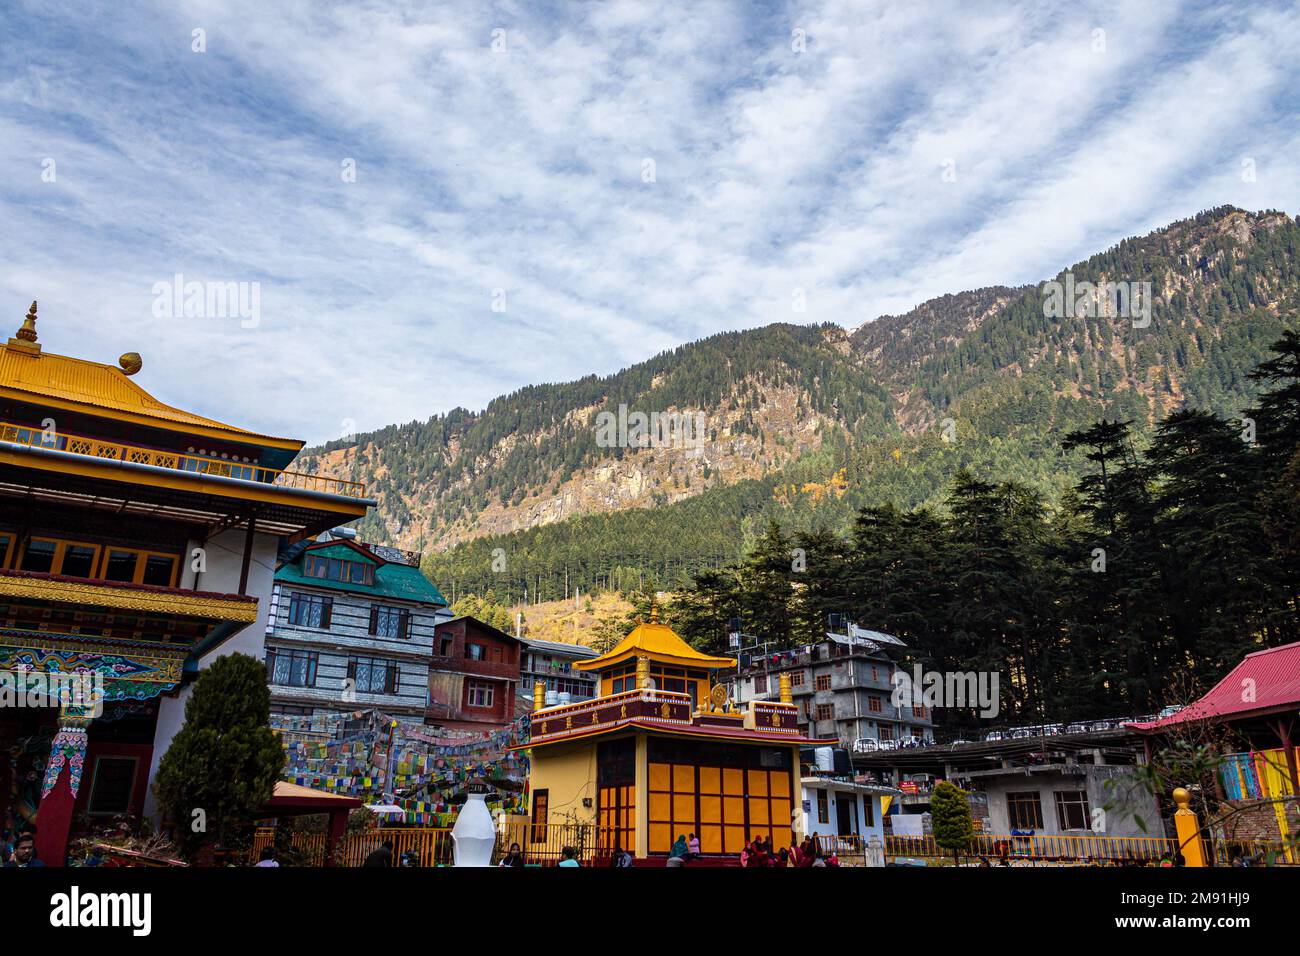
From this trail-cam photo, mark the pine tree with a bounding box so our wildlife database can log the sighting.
[931,781,975,864]
[153,654,285,858]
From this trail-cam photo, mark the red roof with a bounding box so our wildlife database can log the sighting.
[1128,641,1300,733]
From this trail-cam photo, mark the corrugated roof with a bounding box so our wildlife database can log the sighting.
[520,636,600,657]
[0,339,299,448]
[573,619,736,671]
[1128,641,1300,732]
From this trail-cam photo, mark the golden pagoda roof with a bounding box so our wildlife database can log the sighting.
[574,608,736,671]
[0,301,300,451]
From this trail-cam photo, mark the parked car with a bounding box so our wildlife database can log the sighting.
[1010,728,1033,739]
[851,737,881,754]
[897,735,923,748]
[1065,722,1090,734]
[876,738,899,751]
[984,731,1007,741]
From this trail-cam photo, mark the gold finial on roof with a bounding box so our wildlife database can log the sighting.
[118,352,143,375]
[8,300,41,353]
[18,301,38,341]
[649,600,660,624]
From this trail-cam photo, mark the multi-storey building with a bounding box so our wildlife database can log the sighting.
[426,615,521,731]
[264,530,449,720]
[0,303,369,864]
[518,635,598,705]
[729,625,934,747]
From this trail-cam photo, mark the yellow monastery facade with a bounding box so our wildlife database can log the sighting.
[520,609,830,858]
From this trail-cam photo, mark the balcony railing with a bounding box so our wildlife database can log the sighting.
[0,422,366,499]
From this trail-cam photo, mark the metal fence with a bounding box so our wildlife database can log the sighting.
[887,832,1181,864]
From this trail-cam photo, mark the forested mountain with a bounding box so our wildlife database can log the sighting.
[662,330,1300,732]
[296,206,1300,605]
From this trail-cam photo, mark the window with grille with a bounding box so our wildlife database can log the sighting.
[815,674,832,691]
[370,605,410,639]
[348,657,398,694]
[266,648,318,688]
[288,592,332,629]
[815,703,833,721]
[1007,791,1044,830]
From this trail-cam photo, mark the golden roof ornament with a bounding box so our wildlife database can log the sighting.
[118,352,143,375]
[7,300,41,353]
[649,600,660,624]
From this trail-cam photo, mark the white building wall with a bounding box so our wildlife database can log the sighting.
[144,528,280,819]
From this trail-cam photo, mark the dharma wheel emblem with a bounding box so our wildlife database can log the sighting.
[709,684,729,710]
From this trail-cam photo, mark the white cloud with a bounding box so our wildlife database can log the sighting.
[0,0,1296,444]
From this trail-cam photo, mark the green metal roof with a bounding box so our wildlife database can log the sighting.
[275,552,447,606]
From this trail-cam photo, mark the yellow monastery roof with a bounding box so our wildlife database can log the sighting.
[574,615,736,671]
[0,302,300,451]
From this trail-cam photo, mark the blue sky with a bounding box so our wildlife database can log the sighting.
[1,0,1298,445]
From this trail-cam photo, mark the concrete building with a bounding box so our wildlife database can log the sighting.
[801,776,897,848]
[264,533,449,720]
[518,635,598,706]
[853,728,1164,846]
[729,625,934,747]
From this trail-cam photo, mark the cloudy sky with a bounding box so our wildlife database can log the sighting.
[1,0,1297,445]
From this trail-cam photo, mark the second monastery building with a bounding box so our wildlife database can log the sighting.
[518,606,831,859]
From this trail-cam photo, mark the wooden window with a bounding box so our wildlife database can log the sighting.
[754,674,768,694]
[0,532,11,569]
[1053,790,1091,830]
[815,674,832,691]
[863,795,875,828]
[467,680,495,708]
[20,538,110,578]
[868,696,882,713]
[466,643,484,661]
[100,548,178,587]
[1007,791,1044,830]
[369,605,410,639]
[266,648,318,688]
[791,671,804,687]
[815,703,833,721]
[531,790,549,844]
[288,592,332,629]
[304,554,374,585]
[817,789,829,824]
[19,538,57,573]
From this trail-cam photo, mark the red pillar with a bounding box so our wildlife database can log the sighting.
[34,716,90,867]
[325,809,349,867]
